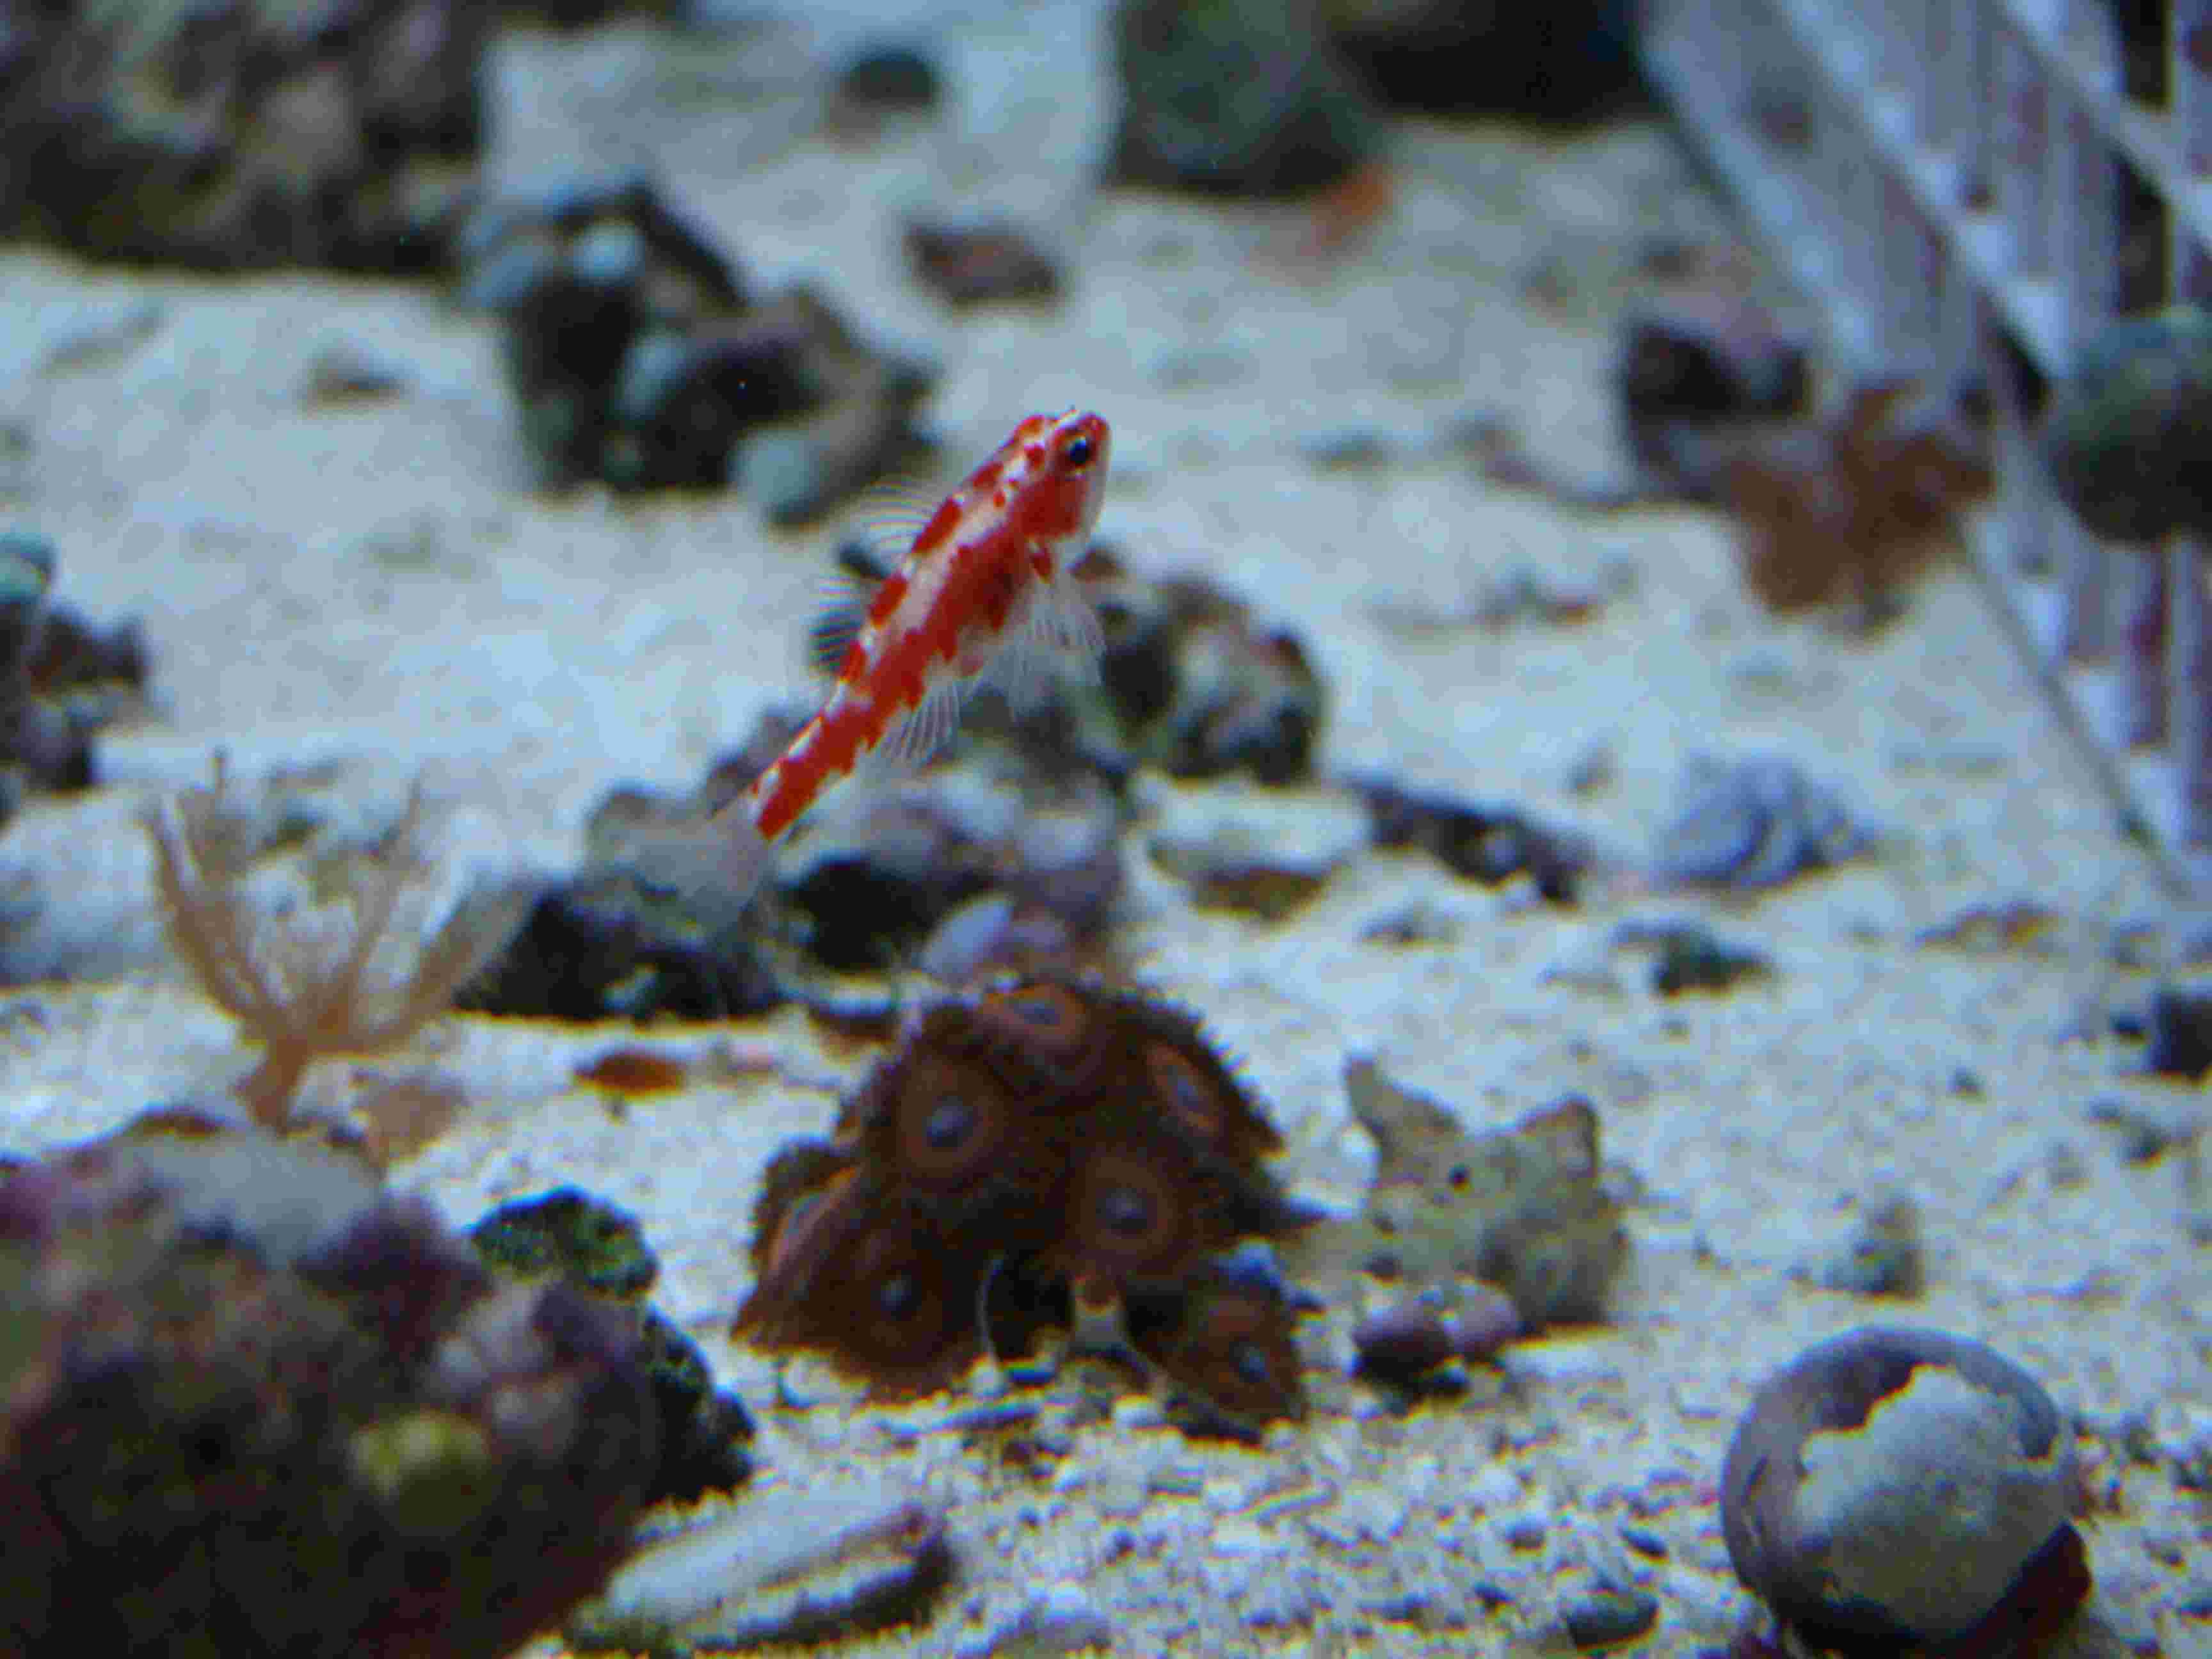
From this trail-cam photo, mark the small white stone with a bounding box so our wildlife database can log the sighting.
[1048,1462,1089,1495]
[1464,1463,1522,1513]
[1208,1516,1287,1559]
[1110,1395,1166,1432]
[964,1580,1113,1657]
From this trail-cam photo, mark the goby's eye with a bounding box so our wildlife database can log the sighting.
[1061,433,1094,469]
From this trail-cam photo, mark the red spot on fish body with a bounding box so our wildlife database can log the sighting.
[865,569,910,627]
[913,499,961,556]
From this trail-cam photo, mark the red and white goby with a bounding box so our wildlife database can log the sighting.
[716,408,1112,895]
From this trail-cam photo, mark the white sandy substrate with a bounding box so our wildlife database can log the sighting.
[0,6,2204,1655]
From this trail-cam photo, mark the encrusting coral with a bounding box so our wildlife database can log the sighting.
[734,975,1315,1427]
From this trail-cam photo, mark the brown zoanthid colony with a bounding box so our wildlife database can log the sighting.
[735,974,1315,1427]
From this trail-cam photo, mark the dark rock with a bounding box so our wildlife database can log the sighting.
[1329,0,1647,122]
[835,42,943,112]
[1617,918,1773,997]
[2083,1094,2199,1164]
[457,865,785,1022]
[1559,1587,1660,1648]
[506,0,680,24]
[0,1113,657,1658]
[1350,1284,1520,1383]
[2144,984,2212,1078]
[633,1310,756,1506]
[905,219,1063,308]
[1619,289,1811,498]
[2043,304,2212,543]
[577,708,1128,987]
[300,339,411,406]
[0,530,149,820]
[1356,778,1594,901]
[1092,559,1325,783]
[461,177,932,508]
[1105,0,1383,198]
[0,0,487,271]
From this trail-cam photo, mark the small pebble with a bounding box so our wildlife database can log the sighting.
[42,300,164,372]
[2174,1424,2212,1491]
[566,1484,952,1654]
[2044,1139,2089,1187]
[1146,1461,1205,1498]
[1151,345,1253,390]
[1351,1286,1521,1381]
[1297,428,1397,471]
[1466,1463,1521,1513]
[1617,1523,1668,1560]
[737,431,837,526]
[300,340,408,406]
[835,42,942,111]
[1559,1587,1659,1649]
[1813,1187,1925,1298]
[1500,1514,1548,1550]
[1650,753,1871,890]
[2184,1141,2212,1243]
[1208,1517,1286,1559]
[1144,779,1368,920]
[2086,1093,2201,1163]
[966,1582,1112,1657]
[1110,1396,1166,1432]
[1614,918,1771,996]
[1237,1575,1326,1630]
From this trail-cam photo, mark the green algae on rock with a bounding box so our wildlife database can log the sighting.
[470,1184,755,1507]
[471,1183,661,1299]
